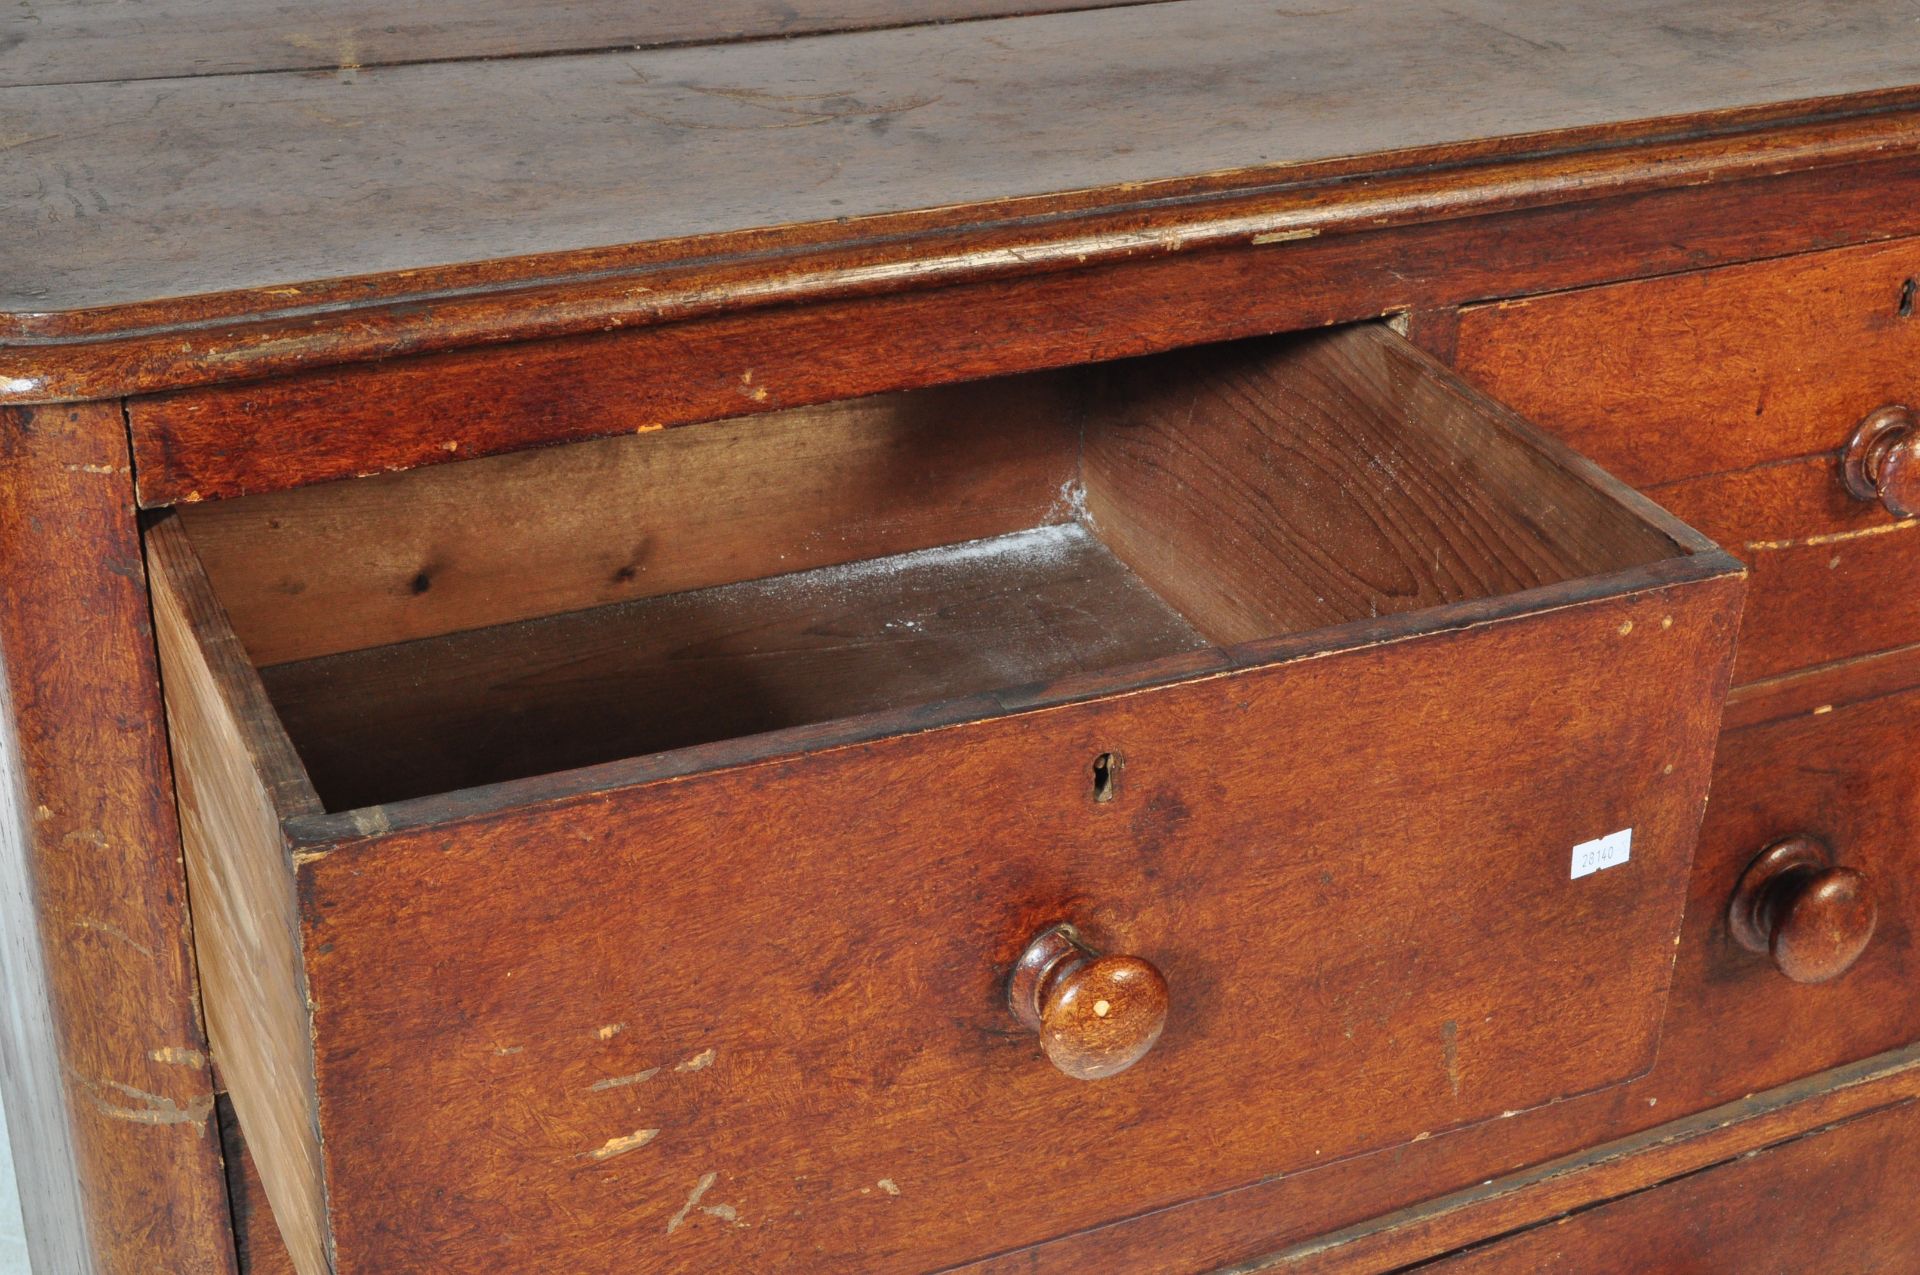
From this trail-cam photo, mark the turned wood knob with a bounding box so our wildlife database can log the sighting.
[1008,924,1167,1080]
[1728,836,1877,984]
[1842,405,1920,517]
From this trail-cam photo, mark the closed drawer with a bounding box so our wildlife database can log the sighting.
[1648,458,1920,682]
[147,324,1742,1274]
[1642,655,1920,1108]
[1420,1099,1920,1272]
[1450,238,1920,683]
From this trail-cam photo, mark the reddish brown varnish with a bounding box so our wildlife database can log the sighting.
[1453,237,1920,685]
[1007,925,1170,1081]
[1843,405,1920,518]
[1729,836,1878,984]
[919,659,1920,1275]
[123,148,1920,508]
[1452,237,1920,490]
[0,405,233,1274]
[9,2,1920,384]
[8,4,1920,1273]
[1632,456,1920,683]
[151,325,1742,1273]
[1419,1098,1920,1272]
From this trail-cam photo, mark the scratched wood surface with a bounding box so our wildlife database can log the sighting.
[909,651,1920,1275]
[1237,1044,1920,1274]
[935,295,1920,1275]
[282,574,1734,1273]
[1723,639,1920,731]
[9,6,1920,1270]
[1647,669,1920,1109]
[1450,237,1920,686]
[1649,457,1920,683]
[7,0,1920,335]
[149,325,1743,1270]
[0,0,1167,86]
[0,406,234,1274]
[193,325,1689,813]
[126,139,1920,505]
[1081,327,1677,644]
[147,519,329,1275]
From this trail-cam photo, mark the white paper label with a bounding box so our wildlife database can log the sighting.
[1571,828,1632,879]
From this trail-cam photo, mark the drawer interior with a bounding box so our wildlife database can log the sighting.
[170,323,1682,813]
[147,321,1744,1275]
[253,523,1212,810]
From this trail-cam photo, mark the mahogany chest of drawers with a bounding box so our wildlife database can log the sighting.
[5,4,1920,1272]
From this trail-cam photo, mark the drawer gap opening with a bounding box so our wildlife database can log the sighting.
[160,322,1685,813]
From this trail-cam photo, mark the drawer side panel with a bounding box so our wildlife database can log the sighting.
[148,520,330,1275]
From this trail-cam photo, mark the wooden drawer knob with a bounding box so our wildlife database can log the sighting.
[1842,405,1920,517]
[1728,835,1877,984]
[1008,924,1167,1080]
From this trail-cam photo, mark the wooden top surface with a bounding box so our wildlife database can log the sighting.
[0,1,1161,86]
[6,0,1920,396]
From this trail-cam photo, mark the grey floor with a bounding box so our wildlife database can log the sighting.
[0,1093,29,1273]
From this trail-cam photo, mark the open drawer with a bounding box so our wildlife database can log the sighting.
[148,324,1744,1275]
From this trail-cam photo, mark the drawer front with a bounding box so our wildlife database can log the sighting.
[1451,238,1920,490]
[296,583,1732,1274]
[1646,675,1920,1106]
[1422,1099,1920,1273]
[1648,458,1920,682]
[885,672,1920,1275]
[150,324,1744,1274]
[1451,239,1920,683]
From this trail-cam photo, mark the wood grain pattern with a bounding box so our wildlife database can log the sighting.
[127,141,1920,506]
[1452,236,1920,489]
[1727,836,1877,986]
[1724,637,1920,733]
[1448,238,1920,686]
[258,524,1209,810]
[1646,454,1920,683]
[179,376,1080,665]
[1416,1099,1920,1272]
[150,327,1743,1270]
[243,841,1920,1275]
[146,518,328,1275]
[1083,327,1676,643]
[288,574,1735,1273]
[216,1099,297,1275]
[24,109,1920,417]
[8,1,1920,348]
[214,324,1685,812]
[1034,954,1169,1082]
[957,644,1919,1275]
[1841,404,1920,517]
[1654,678,1920,1101]
[237,760,1913,1275]
[0,405,234,1274]
[1007,925,1170,1081]
[1234,1043,1920,1274]
[13,7,1920,1266]
[0,0,1166,87]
